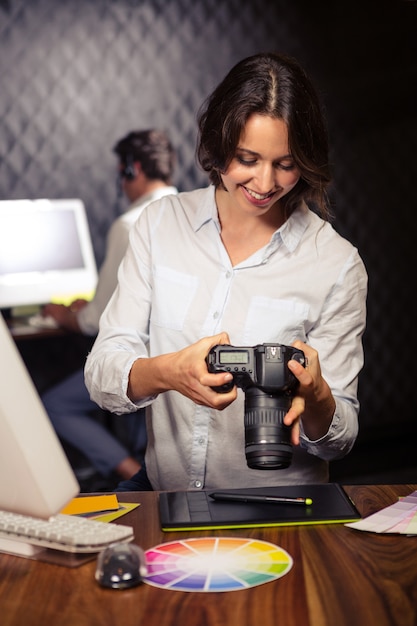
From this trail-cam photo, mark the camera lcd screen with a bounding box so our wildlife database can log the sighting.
[220,351,249,364]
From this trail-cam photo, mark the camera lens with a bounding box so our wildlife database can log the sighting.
[244,388,292,470]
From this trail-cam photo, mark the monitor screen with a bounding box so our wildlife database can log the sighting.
[0,199,98,310]
[0,312,79,524]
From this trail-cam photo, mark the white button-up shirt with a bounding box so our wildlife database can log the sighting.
[77,187,178,335]
[85,185,367,490]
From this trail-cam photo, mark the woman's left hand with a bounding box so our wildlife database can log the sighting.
[284,340,336,445]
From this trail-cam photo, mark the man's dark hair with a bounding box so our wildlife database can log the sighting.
[113,129,175,184]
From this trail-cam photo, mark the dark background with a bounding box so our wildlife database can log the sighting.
[1,0,416,483]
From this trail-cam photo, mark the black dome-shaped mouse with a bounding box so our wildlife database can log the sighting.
[95,543,148,589]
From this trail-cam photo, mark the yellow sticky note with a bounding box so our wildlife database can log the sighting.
[87,502,140,523]
[60,494,119,516]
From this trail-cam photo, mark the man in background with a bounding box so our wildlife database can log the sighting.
[41,129,177,488]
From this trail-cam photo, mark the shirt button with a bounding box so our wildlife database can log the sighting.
[194,480,203,488]
[226,271,231,279]
[213,311,219,319]
[198,438,205,445]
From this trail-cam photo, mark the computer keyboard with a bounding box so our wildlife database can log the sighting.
[0,510,134,554]
[27,313,59,329]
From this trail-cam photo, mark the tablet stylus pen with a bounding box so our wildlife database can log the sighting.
[209,493,313,505]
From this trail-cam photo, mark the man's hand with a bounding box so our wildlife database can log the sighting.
[41,302,82,333]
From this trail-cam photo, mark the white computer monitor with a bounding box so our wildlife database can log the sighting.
[0,313,79,526]
[0,198,98,311]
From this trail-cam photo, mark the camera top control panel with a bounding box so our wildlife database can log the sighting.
[206,343,305,393]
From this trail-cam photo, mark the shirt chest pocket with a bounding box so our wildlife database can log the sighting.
[151,266,199,330]
[242,296,309,345]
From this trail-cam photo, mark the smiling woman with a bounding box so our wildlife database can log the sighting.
[221,116,300,206]
[85,52,367,494]
[197,52,331,220]
[215,115,301,263]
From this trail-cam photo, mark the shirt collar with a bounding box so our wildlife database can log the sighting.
[193,186,311,252]
[192,186,220,231]
[271,202,310,253]
[124,186,178,214]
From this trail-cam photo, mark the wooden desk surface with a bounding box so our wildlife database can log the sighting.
[1,484,416,626]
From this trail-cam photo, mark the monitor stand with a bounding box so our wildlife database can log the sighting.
[0,536,43,557]
[0,536,95,567]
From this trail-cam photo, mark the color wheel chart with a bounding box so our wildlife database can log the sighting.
[144,537,293,593]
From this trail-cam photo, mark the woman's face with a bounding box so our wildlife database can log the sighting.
[220,114,301,216]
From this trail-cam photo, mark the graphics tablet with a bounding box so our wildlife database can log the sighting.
[159,483,360,531]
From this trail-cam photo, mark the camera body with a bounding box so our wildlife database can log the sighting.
[206,343,305,470]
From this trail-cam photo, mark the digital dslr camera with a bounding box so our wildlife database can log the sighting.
[206,343,305,470]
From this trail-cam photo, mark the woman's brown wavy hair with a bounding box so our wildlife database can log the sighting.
[197,52,331,219]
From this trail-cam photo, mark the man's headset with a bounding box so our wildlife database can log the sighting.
[117,153,137,197]
[120,153,137,181]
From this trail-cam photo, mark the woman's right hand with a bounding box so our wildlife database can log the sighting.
[127,332,238,409]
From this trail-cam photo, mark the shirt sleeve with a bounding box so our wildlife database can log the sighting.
[77,219,130,336]
[84,210,156,412]
[299,247,368,460]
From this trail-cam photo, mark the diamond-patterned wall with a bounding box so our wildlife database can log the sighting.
[1,0,417,444]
